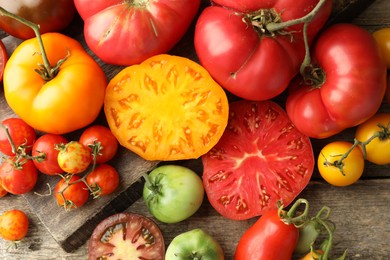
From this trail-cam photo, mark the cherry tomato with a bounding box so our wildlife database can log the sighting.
[373,27,390,69]
[54,175,90,210]
[317,141,364,186]
[0,117,36,156]
[57,141,92,174]
[32,134,69,175]
[234,209,299,260]
[286,24,387,138]
[79,125,118,164]
[0,158,38,195]
[88,212,165,259]
[355,113,390,165]
[202,100,314,220]
[0,0,76,39]
[104,54,229,161]
[3,33,107,134]
[300,250,324,260]
[0,40,7,82]
[0,209,29,241]
[86,164,120,197]
[74,0,200,66]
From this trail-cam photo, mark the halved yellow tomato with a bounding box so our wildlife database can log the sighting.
[104,54,229,161]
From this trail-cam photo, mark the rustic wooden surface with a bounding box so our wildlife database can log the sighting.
[0,0,390,259]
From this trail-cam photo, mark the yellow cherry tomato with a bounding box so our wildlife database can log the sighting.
[355,113,390,165]
[317,141,364,186]
[373,27,390,69]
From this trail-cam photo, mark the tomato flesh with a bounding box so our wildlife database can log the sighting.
[202,100,314,220]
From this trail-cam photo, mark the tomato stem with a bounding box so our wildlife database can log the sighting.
[278,198,310,227]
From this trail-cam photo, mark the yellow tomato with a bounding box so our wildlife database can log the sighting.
[300,250,323,260]
[373,28,390,69]
[355,113,390,165]
[318,141,364,186]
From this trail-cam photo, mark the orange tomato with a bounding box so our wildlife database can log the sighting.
[3,33,107,134]
[0,209,29,241]
[373,28,390,69]
[104,54,229,161]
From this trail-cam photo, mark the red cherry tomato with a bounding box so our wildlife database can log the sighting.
[0,209,29,241]
[0,118,36,156]
[86,164,120,197]
[54,175,90,210]
[57,141,92,174]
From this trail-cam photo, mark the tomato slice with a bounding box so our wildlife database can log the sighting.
[202,100,314,220]
[0,39,7,81]
[104,54,229,161]
[88,212,165,260]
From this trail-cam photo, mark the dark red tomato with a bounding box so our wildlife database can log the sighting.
[0,158,38,195]
[54,175,90,210]
[286,24,387,139]
[202,100,314,220]
[0,40,7,82]
[0,0,76,39]
[88,212,165,260]
[194,0,332,101]
[0,117,36,156]
[234,209,299,260]
[32,134,68,175]
[0,209,29,241]
[73,0,201,66]
[79,125,118,164]
[86,164,120,197]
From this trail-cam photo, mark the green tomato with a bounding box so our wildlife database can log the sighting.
[165,228,225,260]
[143,165,204,223]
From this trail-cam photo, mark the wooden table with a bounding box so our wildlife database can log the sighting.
[0,0,389,259]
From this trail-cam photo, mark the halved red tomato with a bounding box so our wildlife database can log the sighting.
[202,100,314,220]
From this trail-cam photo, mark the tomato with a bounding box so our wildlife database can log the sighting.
[54,175,90,210]
[387,74,390,105]
[194,0,332,101]
[57,141,92,174]
[0,158,38,195]
[32,134,68,175]
[88,212,165,259]
[0,210,29,241]
[0,184,7,198]
[373,27,390,68]
[3,33,107,134]
[202,100,314,220]
[86,164,120,197]
[300,250,323,260]
[0,39,7,82]
[165,228,224,260]
[286,24,387,139]
[104,54,229,161]
[143,165,204,224]
[74,0,201,66]
[0,117,36,156]
[234,209,299,260]
[0,1,76,39]
[317,141,364,186]
[79,125,118,164]
[355,113,390,165]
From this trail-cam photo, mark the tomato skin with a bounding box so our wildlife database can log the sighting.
[318,141,364,186]
[0,184,7,198]
[0,210,29,241]
[194,0,332,101]
[74,0,201,66]
[86,164,120,196]
[0,158,38,195]
[234,209,299,260]
[355,113,390,165]
[0,0,76,39]
[54,175,90,209]
[32,134,68,175]
[79,125,118,164]
[57,141,92,174]
[0,118,36,156]
[286,24,387,139]
[373,27,390,69]
[3,33,107,134]
[0,40,7,82]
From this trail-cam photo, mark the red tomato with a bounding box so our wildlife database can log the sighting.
[88,212,165,259]
[0,184,7,198]
[194,0,332,100]
[0,0,76,39]
[0,209,29,241]
[0,40,7,81]
[74,0,201,66]
[54,175,90,210]
[86,164,120,197]
[0,158,38,195]
[32,134,68,175]
[0,118,36,156]
[57,141,92,174]
[202,100,314,220]
[235,209,299,260]
[286,24,387,139]
[79,125,118,164]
